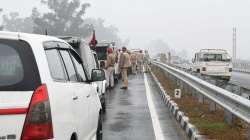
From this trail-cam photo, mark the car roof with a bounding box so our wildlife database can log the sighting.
[58,36,85,43]
[0,31,66,45]
[199,49,228,54]
[96,42,111,47]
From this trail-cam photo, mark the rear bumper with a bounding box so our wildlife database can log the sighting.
[201,71,232,78]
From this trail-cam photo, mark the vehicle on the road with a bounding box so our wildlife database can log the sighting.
[0,31,104,140]
[96,41,114,69]
[96,41,119,83]
[192,49,232,80]
[60,36,107,112]
[130,48,141,54]
[92,50,106,96]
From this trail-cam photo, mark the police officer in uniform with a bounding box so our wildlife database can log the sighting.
[106,48,116,89]
[119,47,130,90]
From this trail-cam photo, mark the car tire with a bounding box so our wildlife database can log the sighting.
[114,75,118,84]
[197,69,200,73]
[102,100,106,113]
[114,78,118,84]
[70,133,77,140]
[96,114,103,140]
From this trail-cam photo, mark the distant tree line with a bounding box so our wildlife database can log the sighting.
[0,0,125,46]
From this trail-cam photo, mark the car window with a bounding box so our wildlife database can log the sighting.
[60,50,78,82]
[70,52,87,82]
[96,47,107,60]
[0,44,23,86]
[0,39,41,91]
[45,49,67,81]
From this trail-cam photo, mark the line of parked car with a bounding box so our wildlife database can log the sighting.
[0,31,107,140]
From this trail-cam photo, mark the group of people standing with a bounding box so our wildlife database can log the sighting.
[130,50,150,74]
[105,47,150,90]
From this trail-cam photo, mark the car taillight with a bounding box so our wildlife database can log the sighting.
[202,67,206,71]
[21,84,53,140]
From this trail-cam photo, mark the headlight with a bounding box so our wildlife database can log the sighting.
[202,67,206,71]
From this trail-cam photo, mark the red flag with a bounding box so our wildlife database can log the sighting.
[89,30,97,49]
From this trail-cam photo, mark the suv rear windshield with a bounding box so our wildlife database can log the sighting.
[0,39,41,91]
[96,47,107,60]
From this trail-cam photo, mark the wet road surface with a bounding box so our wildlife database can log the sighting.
[103,73,187,140]
[145,74,188,140]
[231,71,250,89]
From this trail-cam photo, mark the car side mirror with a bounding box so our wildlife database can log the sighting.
[91,69,105,82]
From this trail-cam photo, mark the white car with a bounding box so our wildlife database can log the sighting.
[0,31,104,140]
[192,49,232,80]
[59,36,107,113]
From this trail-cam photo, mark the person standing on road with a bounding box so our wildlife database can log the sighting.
[137,50,144,73]
[119,46,130,90]
[106,48,116,89]
[130,52,137,74]
[127,51,132,75]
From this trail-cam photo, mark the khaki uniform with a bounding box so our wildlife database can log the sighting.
[137,53,144,73]
[106,53,116,87]
[130,53,137,74]
[119,52,130,88]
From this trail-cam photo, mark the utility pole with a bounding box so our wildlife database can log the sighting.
[232,27,237,61]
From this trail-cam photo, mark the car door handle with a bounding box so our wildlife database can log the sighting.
[86,94,91,98]
[73,96,78,100]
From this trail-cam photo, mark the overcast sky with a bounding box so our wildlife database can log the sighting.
[1,0,250,59]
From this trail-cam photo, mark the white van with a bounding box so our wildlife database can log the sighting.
[0,32,104,140]
[192,49,232,80]
[59,36,107,112]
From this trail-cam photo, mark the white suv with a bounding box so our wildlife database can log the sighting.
[0,31,104,140]
[59,37,107,112]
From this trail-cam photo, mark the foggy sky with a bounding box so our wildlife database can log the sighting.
[2,0,250,59]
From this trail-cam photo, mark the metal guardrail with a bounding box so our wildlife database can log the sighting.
[171,63,250,95]
[233,60,250,73]
[173,60,250,73]
[152,61,250,124]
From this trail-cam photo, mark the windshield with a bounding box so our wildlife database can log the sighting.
[96,47,107,60]
[201,53,231,62]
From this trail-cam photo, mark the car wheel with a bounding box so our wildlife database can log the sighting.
[70,133,77,140]
[114,76,118,84]
[197,69,200,73]
[96,114,103,140]
[102,100,106,113]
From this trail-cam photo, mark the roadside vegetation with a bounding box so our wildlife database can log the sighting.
[151,66,249,140]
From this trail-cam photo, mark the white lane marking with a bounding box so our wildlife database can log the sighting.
[144,73,165,140]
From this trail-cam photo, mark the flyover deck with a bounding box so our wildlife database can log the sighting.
[103,73,187,140]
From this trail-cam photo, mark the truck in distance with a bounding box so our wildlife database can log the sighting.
[192,49,232,80]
